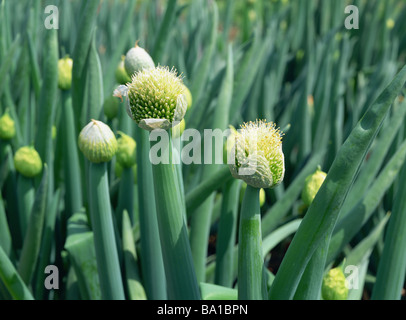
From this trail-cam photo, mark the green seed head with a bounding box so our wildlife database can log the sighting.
[322,267,349,300]
[301,166,327,207]
[115,55,132,85]
[0,111,16,140]
[103,96,120,120]
[124,43,155,77]
[14,146,42,178]
[78,120,118,163]
[58,56,73,90]
[126,66,187,131]
[228,120,285,189]
[116,131,136,168]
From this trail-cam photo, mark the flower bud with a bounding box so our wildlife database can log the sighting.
[124,43,155,77]
[115,55,132,85]
[126,66,187,131]
[301,166,327,207]
[78,120,117,163]
[103,96,120,120]
[0,111,16,140]
[228,120,285,189]
[116,131,136,168]
[322,267,349,300]
[58,56,73,90]
[14,146,42,178]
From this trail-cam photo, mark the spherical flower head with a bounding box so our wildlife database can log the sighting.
[103,96,120,120]
[0,112,16,140]
[14,146,42,178]
[116,131,136,168]
[78,120,117,163]
[115,55,132,85]
[126,66,187,131]
[58,56,73,90]
[124,43,155,77]
[228,120,285,189]
[301,166,327,207]
[322,267,349,300]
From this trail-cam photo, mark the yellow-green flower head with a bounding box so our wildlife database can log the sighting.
[322,267,349,300]
[14,146,42,178]
[126,66,187,131]
[301,166,327,207]
[228,120,285,189]
[124,43,155,77]
[103,96,120,120]
[116,131,136,168]
[58,56,73,90]
[115,55,132,85]
[182,84,193,110]
[78,119,117,163]
[0,111,16,140]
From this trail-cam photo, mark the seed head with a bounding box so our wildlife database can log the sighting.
[116,131,136,168]
[126,66,187,131]
[301,166,327,207]
[228,120,285,189]
[58,56,73,90]
[78,120,117,163]
[0,111,16,140]
[14,146,42,178]
[322,267,349,300]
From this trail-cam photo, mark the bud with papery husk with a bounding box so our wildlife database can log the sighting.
[124,42,155,77]
[116,131,136,168]
[0,111,16,140]
[125,66,187,131]
[322,267,349,300]
[58,56,73,90]
[78,120,117,163]
[14,146,42,178]
[115,55,132,85]
[301,166,327,207]
[228,120,285,189]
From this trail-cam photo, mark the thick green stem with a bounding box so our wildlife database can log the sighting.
[238,185,265,300]
[16,174,34,237]
[150,133,200,300]
[136,127,167,300]
[88,162,125,300]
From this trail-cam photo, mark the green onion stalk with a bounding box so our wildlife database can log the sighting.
[78,119,125,300]
[117,65,200,299]
[228,120,285,300]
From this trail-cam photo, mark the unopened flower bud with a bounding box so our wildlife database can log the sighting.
[115,55,132,85]
[78,120,117,163]
[14,146,42,178]
[124,42,155,77]
[301,166,327,207]
[116,131,136,168]
[322,267,349,300]
[0,111,16,140]
[58,56,73,90]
